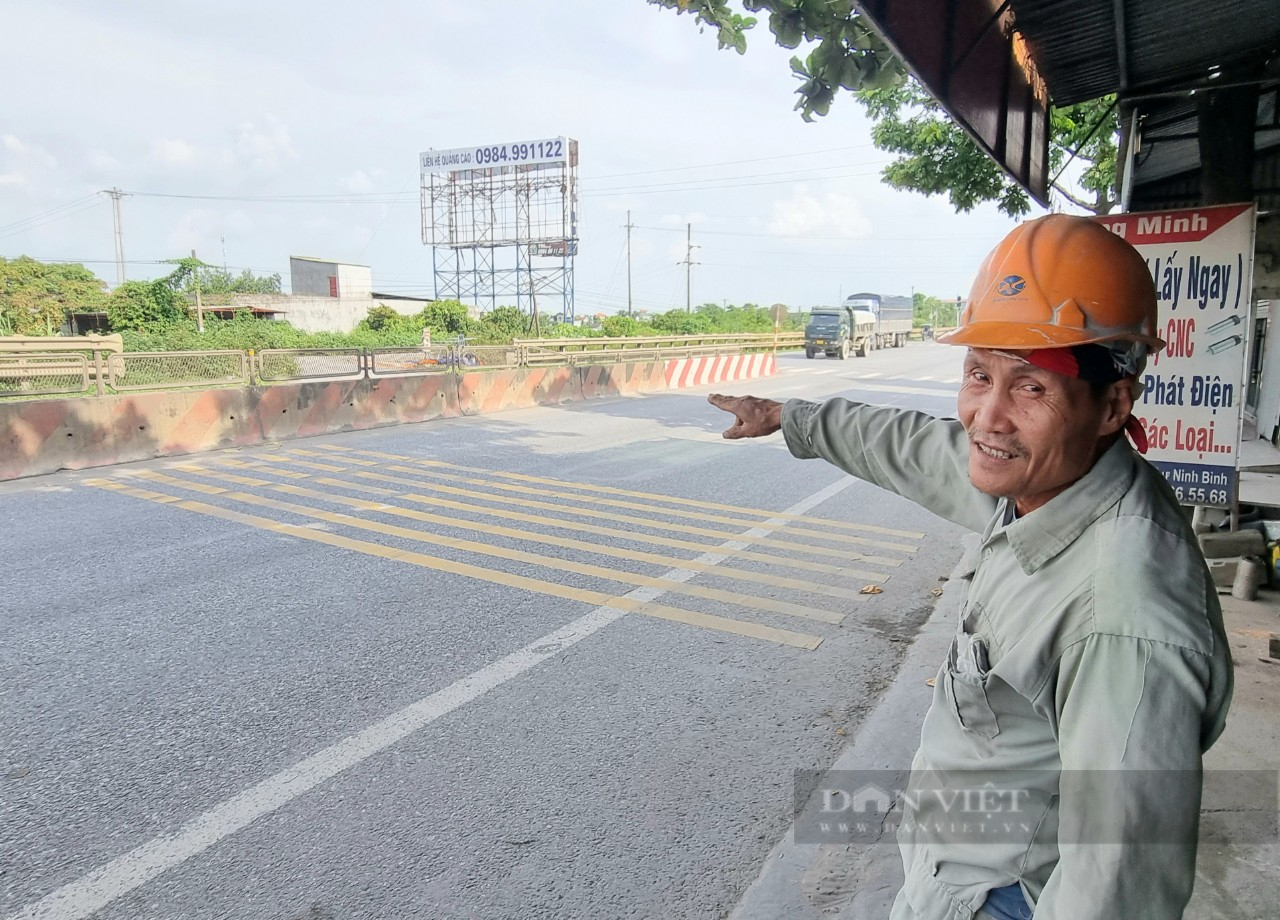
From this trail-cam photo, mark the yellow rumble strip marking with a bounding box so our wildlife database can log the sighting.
[319,476,886,582]
[127,470,846,627]
[179,466,867,602]
[295,449,917,552]
[252,453,348,473]
[222,455,907,566]
[369,465,910,563]
[178,462,876,580]
[86,479,823,650]
[214,456,311,478]
[311,444,925,540]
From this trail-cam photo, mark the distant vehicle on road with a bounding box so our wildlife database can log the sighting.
[804,293,913,359]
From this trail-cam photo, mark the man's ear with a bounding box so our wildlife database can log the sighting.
[1099,378,1137,436]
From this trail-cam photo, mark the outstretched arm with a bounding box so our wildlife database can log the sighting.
[709,393,997,531]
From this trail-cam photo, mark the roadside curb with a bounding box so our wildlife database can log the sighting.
[729,542,970,920]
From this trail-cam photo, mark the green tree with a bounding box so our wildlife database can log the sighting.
[184,266,283,298]
[651,0,1119,215]
[0,257,109,335]
[650,309,713,335]
[601,314,649,337]
[359,304,409,332]
[418,299,472,336]
[104,258,210,332]
[480,305,529,339]
[106,280,188,331]
[912,291,958,327]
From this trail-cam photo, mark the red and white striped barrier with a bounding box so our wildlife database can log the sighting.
[663,353,776,389]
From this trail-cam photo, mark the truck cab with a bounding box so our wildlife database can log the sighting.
[804,309,848,359]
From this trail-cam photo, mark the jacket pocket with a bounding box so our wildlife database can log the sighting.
[944,635,1001,741]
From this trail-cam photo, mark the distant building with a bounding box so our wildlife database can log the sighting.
[289,256,373,299]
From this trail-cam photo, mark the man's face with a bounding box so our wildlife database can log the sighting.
[957,349,1129,514]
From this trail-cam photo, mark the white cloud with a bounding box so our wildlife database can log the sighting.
[767,185,873,240]
[0,172,26,187]
[166,207,217,252]
[85,148,122,172]
[340,168,384,193]
[1,133,57,169]
[152,138,199,167]
[233,117,297,173]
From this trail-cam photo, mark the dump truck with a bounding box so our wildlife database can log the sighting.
[844,293,914,352]
[804,293,914,359]
[805,305,869,359]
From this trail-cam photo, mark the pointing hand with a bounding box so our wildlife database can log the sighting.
[708,393,783,440]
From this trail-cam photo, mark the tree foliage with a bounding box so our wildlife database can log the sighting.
[0,257,108,335]
[651,0,905,119]
[651,0,1119,215]
[184,266,283,299]
[105,260,201,332]
[912,291,958,328]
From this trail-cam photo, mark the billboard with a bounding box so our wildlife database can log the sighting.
[420,137,573,173]
[530,240,577,258]
[1093,204,1257,508]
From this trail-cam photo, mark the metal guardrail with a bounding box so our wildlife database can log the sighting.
[0,353,91,397]
[256,348,364,382]
[0,334,802,398]
[515,332,801,354]
[368,346,456,376]
[108,350,250,391]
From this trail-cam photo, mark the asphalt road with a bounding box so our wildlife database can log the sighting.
[2,343,968,920]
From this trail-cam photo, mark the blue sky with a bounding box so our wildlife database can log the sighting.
[0,0,1032,314]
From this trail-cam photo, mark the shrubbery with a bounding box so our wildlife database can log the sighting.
[2,252,806,350]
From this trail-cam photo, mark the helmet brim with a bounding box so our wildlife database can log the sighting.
[937,321,1165,352]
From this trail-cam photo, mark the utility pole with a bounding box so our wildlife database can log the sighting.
[624,210,635,317]
[103,188,129,285]
[679,222,700,313]
[192,249,205,333]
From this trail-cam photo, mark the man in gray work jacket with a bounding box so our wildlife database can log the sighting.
[711,215,1233,920]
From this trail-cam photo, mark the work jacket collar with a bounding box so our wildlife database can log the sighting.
[1001,437,1137,575]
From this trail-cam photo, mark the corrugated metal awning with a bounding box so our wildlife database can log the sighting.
[1010,0,1279,106]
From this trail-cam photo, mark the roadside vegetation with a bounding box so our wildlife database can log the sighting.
[2,256,812,352]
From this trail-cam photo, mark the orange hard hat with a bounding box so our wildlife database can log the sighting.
[939,214,1165,352]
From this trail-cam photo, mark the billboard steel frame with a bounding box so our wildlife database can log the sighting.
[421,138,579,320]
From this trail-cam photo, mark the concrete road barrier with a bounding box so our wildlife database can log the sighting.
[0,355,774,480]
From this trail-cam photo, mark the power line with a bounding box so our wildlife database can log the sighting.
[585,143,879,179]
[584,160,890,194]
[114,160,890,208]
[581,168,888,198]
[631,225,984,242]
[0,196,104,239]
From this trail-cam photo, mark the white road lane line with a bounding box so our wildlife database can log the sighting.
[9,476,860,920]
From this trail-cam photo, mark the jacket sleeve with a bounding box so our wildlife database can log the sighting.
[780,398,996,532]
[1033,633,1210,919]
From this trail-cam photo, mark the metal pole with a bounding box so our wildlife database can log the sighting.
[192,249,204,333]
[686,223,692,312]
[106,188,126,285]
[626,210,633,317]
